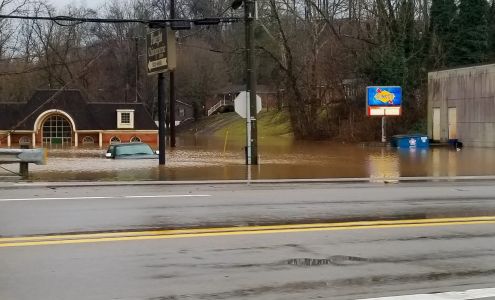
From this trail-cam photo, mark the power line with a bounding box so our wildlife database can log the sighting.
[0,14,242,27]
[179,43,242,54]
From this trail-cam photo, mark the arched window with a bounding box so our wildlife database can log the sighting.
[130,136,141,143]
[110,136,121,144]
[82,136,95,144]
[42,115,72,145]
[19,136,31,146]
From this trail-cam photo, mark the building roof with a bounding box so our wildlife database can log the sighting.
[0,90,157,131]
[87,103,156,130]
[0,103,25,130]
[428,63,495,79]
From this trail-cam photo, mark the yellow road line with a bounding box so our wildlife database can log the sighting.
[1,216,494,248]
[2,216,495,243]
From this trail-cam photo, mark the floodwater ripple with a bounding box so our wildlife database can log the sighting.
[3,136,495,181]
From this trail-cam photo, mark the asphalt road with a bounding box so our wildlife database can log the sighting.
[1,181,495,299]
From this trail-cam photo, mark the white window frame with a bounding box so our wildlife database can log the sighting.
[117,109,135,129]
[19,136,31,145]
[82,136,95,144]
[130,136,141,143]
[110,136,121,144]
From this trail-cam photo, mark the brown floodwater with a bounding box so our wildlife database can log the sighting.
[3,135,495,181]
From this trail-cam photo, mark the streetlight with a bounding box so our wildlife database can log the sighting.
[232,0,258,165]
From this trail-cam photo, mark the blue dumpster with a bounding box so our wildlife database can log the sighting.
[391,134,429,149]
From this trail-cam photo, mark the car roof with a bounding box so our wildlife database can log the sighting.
[114,142,147,147]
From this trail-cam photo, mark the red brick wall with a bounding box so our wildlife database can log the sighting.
[9,134,33,146]
[0,134,7,147]
[6,132,158,147]
[78,133,99,146]
[102,133,158,146]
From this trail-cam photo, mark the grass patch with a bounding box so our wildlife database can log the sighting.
[179,112,240,135]
[214,109,293,140]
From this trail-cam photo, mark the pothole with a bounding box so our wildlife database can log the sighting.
[287,255,369,267]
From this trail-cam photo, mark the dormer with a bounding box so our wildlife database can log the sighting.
[117,109,135,129]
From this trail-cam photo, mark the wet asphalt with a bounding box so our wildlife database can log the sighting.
[1,181,495,236]
[1,181,495,299]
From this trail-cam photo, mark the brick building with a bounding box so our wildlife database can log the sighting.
[0,90,158,148]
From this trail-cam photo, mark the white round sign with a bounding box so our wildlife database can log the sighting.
[234,91,262,118]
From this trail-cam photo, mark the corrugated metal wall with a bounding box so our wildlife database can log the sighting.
[428,64,495,147]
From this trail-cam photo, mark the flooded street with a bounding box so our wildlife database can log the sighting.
[4,135,495,181]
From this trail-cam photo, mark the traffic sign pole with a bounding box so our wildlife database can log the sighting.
[245,91,251,164]
[245,0,258,165]
[147,28,168,165]
[158,72,166,165]
[382,116,386,143]
[169,0,176,148]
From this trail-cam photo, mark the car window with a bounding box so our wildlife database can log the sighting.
[114,144,154,156]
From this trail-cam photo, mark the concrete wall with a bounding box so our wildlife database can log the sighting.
[428,64,495,147]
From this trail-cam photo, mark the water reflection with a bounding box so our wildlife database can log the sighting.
[368,150,400,182]
[24,136,495,181]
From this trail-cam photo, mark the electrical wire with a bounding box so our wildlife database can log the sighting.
[52,19,85,27]
[0,165,21,176]
[179,42,242,54]
[0,14,242,26]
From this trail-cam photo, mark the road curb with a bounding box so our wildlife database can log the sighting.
[2,175,495,189]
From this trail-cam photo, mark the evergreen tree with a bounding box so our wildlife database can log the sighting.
[488,0,495,60]
[428,0,457,68]
[450,0,489,66]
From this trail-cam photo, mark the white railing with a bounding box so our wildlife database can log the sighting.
[207,99,228,116]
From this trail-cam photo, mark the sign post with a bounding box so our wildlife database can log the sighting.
[234,92,262,164]
[147,28,176,165]
[245,0,258,165]
[231,0,258,165]
[382,116,386,143]
[366,86,402,142]
[169,0,177,148]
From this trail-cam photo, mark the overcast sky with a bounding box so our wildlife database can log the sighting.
[48,0,105,10]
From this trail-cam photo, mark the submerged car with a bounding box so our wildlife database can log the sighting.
[105,142,158,159]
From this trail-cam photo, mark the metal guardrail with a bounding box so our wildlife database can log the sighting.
[0,148,47,178]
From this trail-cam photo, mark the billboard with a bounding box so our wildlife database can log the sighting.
[366,86,402,116]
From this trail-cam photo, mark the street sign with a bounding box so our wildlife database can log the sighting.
[366,86,402,116]
[147,29,168,75]
[234,91,262,118]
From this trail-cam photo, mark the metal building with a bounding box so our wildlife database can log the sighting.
[428,64,495,147]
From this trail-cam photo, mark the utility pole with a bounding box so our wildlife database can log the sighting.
[147,27,168,165]
[232,0,258,165]
[158,72,166,164]
[135,37,139,103]
[169,0,177,147]
[245,0,258,165]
